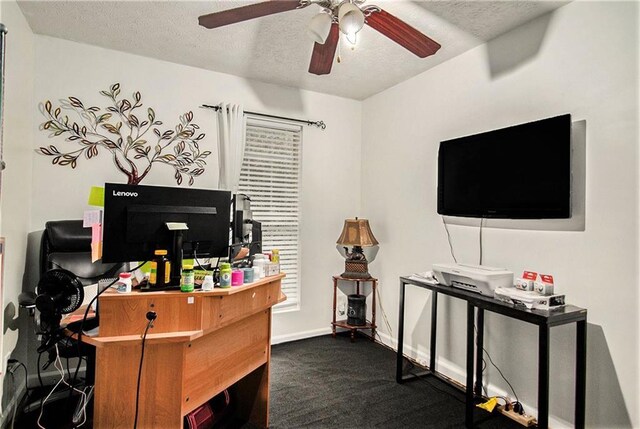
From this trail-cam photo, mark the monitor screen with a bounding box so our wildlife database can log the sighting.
[437,114,571,219]
[103,183,231,263]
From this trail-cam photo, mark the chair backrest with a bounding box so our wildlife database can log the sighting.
[40,220,125,286]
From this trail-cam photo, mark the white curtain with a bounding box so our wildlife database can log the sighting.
[216,103,246,192]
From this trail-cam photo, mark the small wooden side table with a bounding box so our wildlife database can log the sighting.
[332,275,377,342]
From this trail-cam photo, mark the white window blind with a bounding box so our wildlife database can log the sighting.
[238,118,302,310]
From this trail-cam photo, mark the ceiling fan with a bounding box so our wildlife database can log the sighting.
[198,0,441,75]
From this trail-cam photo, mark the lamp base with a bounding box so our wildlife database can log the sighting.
[341,260,371,279]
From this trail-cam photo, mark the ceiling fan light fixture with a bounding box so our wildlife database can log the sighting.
[338,2,365,36]
[307,12,333,44]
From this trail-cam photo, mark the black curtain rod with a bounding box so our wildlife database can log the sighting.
[200,104,326,130]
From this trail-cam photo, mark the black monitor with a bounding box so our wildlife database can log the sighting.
[103,183,231,287]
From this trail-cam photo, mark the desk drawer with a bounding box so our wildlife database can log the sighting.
[202,281,281,331]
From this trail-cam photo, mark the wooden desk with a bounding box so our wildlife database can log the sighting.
[86,274,285,429]
[397,276,587,429]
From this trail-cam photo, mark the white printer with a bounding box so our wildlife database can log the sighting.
[432,263,514,296]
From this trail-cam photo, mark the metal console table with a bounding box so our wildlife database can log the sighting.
[396,275,587,429]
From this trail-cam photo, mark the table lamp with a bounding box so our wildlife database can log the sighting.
[336,217,379,279]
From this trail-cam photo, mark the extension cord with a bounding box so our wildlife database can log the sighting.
[496,405,537,427]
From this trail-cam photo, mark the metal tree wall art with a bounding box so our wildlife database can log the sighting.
[38,83,210,186]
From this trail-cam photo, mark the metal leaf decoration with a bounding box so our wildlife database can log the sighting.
[38,83,210,186]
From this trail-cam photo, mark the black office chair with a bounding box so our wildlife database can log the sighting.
[19,220,124,312]
[18,220,125,421]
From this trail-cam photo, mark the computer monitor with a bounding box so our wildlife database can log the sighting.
[103,183,231,287]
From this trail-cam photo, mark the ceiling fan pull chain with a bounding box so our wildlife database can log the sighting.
[337,35,342,63]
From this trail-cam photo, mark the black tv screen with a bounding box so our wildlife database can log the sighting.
[437,114,571,219]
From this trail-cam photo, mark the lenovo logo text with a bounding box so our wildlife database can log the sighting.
[112,191,139,197]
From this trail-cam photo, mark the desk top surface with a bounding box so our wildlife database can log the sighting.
[401,275,586,326]
[100,273,285,300]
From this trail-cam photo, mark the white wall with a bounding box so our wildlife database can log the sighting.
[362,1,638,428]
[0,0,34,409]
[2,1,638,427]
[29,36,361,343]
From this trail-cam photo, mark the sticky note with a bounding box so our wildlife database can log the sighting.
[91,223,101,242]
[88,186,105,207]
[91,242,102,263]
[83,210,102,228]
[91,224,102,262]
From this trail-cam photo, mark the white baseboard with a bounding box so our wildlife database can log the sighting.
[271,327,332,345]
[375,332,573,429]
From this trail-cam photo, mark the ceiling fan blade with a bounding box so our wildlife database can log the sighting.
[365,8,441,58]
[199,0,303,29]
[309,23,339,75]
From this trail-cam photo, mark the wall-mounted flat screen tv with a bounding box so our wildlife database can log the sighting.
[437,114,571,219]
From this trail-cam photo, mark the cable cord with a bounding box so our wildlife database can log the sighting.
[51,261,126,281]
[375,286,393,339]
[473,325,521,409]
[408,368,465,404]
[70,261,148,398]
[9,359,31,429]
[37,344,88,429]
[36,351,45,412]
[442,217,458,264]
[194,254,207,271]
[479,218,484,265]
[8,371,18,429]
[482,346,520,407]
[193,244,207,271]
[133,315,156,429]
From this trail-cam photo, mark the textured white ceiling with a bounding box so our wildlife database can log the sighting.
[17,0,570,100]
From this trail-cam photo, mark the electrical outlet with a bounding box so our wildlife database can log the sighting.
[338,295,346,316]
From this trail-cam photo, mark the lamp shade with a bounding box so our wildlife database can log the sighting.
[307,12,333,44]
[336,218,379,247]
[338,3,365,36]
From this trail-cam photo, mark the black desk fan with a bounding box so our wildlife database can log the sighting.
[32,269,97,425]
[35,268,84,354]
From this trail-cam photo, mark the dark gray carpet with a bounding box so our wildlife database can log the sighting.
[269,334,522,429]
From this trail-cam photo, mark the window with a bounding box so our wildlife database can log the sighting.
[238,118,302,310]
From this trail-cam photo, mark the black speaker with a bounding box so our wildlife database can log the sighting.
[347,294,366,326]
